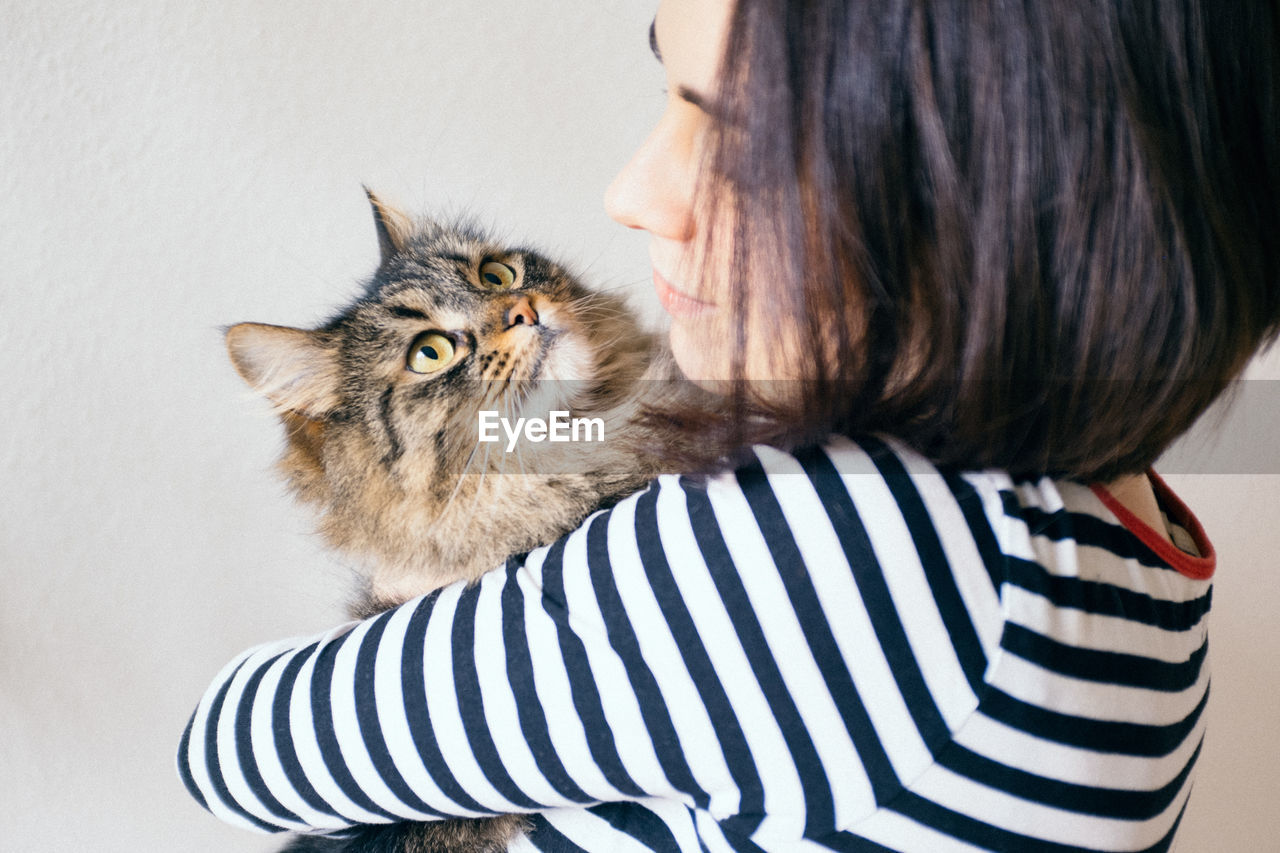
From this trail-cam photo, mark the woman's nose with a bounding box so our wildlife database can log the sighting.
[604,125,696,241]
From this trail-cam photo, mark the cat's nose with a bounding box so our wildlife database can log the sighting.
[505,296,539,329]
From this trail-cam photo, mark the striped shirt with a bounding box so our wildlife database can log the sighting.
[178,434,1214,852]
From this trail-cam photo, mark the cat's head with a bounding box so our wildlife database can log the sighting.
[224,190,653,565]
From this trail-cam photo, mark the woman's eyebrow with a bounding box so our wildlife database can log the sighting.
[676,85,712,112]
[647,16,722,120]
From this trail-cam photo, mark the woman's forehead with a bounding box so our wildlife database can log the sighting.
[653,0,732,93]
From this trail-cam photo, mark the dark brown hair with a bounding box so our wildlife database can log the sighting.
[673,0,1280,481]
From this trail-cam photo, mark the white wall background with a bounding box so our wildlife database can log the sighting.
[1,2,1276,851]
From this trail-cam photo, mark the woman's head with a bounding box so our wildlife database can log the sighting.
[609,0,1280,480]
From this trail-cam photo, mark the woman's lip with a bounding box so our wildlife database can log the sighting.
[653,267,715,317]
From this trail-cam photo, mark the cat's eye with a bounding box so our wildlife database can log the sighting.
[406,332,456,374]
[479,260,517,289]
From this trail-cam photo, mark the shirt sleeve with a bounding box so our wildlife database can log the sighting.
[177,466,763,835]
[177,437,1010,841]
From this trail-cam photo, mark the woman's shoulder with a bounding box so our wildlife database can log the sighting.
[681,432,1012,533]
[657,434,1013,631]
[671,433,1214,591]
[664,433,1005,547]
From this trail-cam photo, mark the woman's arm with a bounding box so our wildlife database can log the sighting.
[178,436,1012,841]
[178,467,762,835]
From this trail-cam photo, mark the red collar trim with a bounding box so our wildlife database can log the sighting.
[1090,471,1216,580]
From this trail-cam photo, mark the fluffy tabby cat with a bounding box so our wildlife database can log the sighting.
[225,190,711,853]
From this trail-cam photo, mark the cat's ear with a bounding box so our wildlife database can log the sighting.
[363,186,412,265]
[225,323,341,418]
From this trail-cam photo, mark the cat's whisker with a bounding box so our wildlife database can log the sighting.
[570,290,633,306]
[466,435,493,518]
[565,299,629,316]
[495,389,527,479]
[504,391,530,479]
[498,432,513,481]
[585,279,648,295]
[566,294,636,319]
[438,438,482,521]
[570,298,628,310]
[570,310,632,325]
[564,310,628,325]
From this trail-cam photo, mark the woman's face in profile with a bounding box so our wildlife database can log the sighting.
[607,0,815,388]
[604,0,748,384]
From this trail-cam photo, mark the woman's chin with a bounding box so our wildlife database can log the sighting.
[668,321,731,390]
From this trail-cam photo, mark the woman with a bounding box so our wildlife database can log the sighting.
[179,0,1279,850]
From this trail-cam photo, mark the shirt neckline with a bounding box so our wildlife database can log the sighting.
[1090,471,1216,580]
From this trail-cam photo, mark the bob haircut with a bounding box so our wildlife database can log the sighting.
[674,0,1280,482]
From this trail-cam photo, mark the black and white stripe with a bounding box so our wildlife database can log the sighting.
[180,437,1211,852]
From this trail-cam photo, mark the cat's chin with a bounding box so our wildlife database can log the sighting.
[534,330,596,387]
